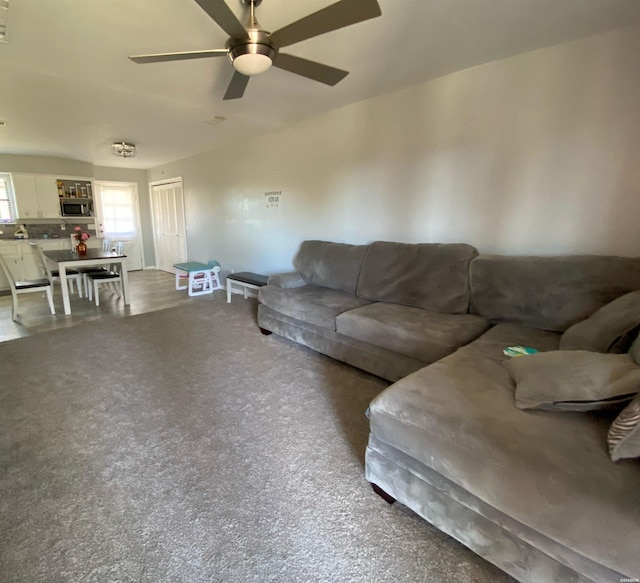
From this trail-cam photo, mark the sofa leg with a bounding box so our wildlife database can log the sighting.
[371,483,396,504]
[259,327,272,335]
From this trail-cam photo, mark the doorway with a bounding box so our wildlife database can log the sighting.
[149,178,187,273]
[94,181,144,271]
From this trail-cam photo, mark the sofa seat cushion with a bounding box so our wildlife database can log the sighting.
[258,284,371,330]
[336,302,490,364]
[367,324,640,578]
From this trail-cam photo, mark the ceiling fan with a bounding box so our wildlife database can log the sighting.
[129,0,382,100]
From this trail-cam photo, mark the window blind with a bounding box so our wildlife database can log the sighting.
[0,173,15,223]
[0,0,9,41]
[96,183,137,237]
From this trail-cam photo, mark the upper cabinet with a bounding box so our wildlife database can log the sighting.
[12,173,62,219]
[12,174,94,220]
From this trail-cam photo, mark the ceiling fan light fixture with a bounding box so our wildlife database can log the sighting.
[233,52,272,75]
[228,39,275,76]
[112,141,137,158]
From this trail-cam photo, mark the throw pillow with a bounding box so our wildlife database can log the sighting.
[504,351,640,412]
[630,334,640,366]
[608,393,640,461]
[559,290,640,353]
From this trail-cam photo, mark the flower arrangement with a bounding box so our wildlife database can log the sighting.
[73,226,90,253]
[73,226,90,242]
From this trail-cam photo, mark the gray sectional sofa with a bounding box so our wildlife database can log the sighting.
[257,240,640,583]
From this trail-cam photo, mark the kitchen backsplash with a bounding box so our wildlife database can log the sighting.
[0,221,97,240]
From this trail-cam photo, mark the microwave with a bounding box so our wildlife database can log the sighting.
[61,201,93,217]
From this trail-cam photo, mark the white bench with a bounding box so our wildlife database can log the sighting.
[226,272,269,303]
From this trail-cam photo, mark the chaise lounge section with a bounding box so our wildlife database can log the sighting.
[258,241,640,583]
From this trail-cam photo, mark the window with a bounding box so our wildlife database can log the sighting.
[96,183,138,237]
[0,0,9,42]
[0,173,16,223]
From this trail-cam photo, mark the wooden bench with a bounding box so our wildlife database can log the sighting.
[226,272,268,303]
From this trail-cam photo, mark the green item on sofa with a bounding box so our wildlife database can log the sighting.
[503,346,538,357]
[505,350,640,412]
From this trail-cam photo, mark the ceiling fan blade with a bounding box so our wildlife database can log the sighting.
[193,0,249,39]
[129,49,228,64]
[273,53,349,86]
[223,71,250,100]
[269,0,381,49]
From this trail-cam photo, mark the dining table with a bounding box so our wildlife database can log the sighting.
[43,248,129,315]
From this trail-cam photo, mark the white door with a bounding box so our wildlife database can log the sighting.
[94,181,144,271]
[150,179,187,273]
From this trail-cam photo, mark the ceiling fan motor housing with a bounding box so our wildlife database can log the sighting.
[226,29,277,75]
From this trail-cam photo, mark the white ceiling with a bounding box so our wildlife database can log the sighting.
[1,0,640,169]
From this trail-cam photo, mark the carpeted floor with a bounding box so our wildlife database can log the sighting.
[0,298,514,583]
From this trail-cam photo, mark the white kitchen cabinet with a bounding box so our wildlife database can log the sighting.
[34,175,62,218]
[11,174,40,219]
[12,173,62,219]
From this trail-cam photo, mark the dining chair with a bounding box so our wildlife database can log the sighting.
[77,238,111,296]
[86,241,125,306]
[29,242,83,298]
[0,254,55,321]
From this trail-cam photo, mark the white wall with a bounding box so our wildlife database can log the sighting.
[0,154,93,177]
[148,23,640,275]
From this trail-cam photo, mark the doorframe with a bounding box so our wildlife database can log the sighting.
[93,180,145,271]
[148,176,187,273]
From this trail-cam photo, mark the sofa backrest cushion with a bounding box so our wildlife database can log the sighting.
[293,240,368,294]
[470,255,640,332]
[356,241,479,314]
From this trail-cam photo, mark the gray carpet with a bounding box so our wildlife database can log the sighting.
[0,298,514,583]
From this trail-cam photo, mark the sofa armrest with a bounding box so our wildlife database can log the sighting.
[268,271,307,289]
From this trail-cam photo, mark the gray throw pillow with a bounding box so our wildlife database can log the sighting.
[630,334,640,366]
[608,393,640,461]
[560,291,640,353]
[504,351,640,411]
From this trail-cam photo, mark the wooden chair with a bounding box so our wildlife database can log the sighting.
[86,241,125,306]
[30,242,83,298]
[77,238,111,296]
[0,254,55,321]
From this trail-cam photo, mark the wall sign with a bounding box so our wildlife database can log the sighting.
[265,190,282,208]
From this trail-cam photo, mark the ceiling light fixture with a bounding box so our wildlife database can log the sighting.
[111,142,136,158]
[228,41,275,76]
[226,0,275,76]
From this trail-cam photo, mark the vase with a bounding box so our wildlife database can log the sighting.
[77,241,87,254]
